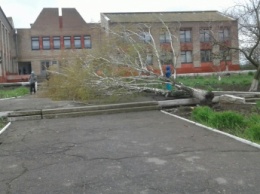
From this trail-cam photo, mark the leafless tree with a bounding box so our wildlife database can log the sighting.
[222,0,260,91]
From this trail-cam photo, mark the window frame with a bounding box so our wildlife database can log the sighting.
[64,36,71,49]
[31,37,40,50]
[181,51,193,63]
[220,50,231,61]
[219,28,230,41]
[84,35,92,49]
[53,36,61,49]
[160,31,171,44]
[180,29,192,43]
[74,36,82,49]
[200,28,211,42]
[201,50,212,62]
[42,36,51,50]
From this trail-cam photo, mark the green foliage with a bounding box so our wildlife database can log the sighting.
[248,71,254,76]
[0,117,7,129]
[44,62,102,102]
[245,124,260,142]
[0,86,29,98]
[191,106,214,124]
[177,74,252,90]
[210,111,246,131]
[256,100,260,110]
[191,106,260,143]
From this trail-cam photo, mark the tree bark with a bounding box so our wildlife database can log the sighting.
[249,79,259,92]
[249,67,260,92]
[175,83,214,105]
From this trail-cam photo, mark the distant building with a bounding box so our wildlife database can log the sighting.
[0,8,240,82]
[101,11,240,74]
[16,8,103,80]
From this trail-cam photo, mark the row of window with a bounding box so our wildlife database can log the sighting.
[138,28,230,43]
[31,35,92,50]
[145,50,231,65]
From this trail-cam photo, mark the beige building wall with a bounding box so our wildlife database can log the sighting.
[17,8,104,76]
[0,7,17,81]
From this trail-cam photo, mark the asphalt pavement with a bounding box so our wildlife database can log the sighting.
[0,95,259,193]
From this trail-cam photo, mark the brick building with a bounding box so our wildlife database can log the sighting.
[17,8,103,79]
[0,7,18,82]
[101,11,240,74]
[0,8,240,82]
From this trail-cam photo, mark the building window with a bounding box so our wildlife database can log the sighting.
[74,36,82,49]
[220,50,231,61]
[201,50,211,62]
[42,36,50,50]
[52,61,57,65]
[53,36,60,49]
[181,51,192,63]
[41,61,50,68]
[146,54,153,65]
[140,32,151,43]
[180,29,191,43]
[200,29,211,42]
[160,31,171,43]
[160,51,173,64]
[219,28,230,41]
[31,37,40,50]
[64,36,71,49]
[84,35,91,48]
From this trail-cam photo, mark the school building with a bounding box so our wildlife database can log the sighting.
[0,7,240,82]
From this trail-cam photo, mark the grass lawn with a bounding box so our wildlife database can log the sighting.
[0,86,29,99]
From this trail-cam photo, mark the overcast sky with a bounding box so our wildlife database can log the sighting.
[1,0,237,28]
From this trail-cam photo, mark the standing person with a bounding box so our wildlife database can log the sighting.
[29,71,37,94]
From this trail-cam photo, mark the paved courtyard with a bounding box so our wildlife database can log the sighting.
[0,110,259,194]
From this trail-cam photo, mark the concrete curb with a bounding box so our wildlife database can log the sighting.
[0,122,11,136]
[6,98,200,121]
[7,101,161,121]
[161,110,260,149]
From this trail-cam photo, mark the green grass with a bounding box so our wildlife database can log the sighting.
[0,86,29,99]
[176,73,253,90]
[0,117,7,129]
[191,106,260,143]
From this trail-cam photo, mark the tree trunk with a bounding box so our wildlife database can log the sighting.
[249,79,259,92]
[175,83,214,105]
[249,67,260,92]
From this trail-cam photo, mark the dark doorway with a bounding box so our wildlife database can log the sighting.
[18,62,31,75]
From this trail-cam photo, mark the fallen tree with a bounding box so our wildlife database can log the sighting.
[44,19,219,104]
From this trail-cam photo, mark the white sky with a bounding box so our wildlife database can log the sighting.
[1,0,237,28]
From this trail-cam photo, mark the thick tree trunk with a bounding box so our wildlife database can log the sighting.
[175,83,214,105]
[249,79,259,92]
